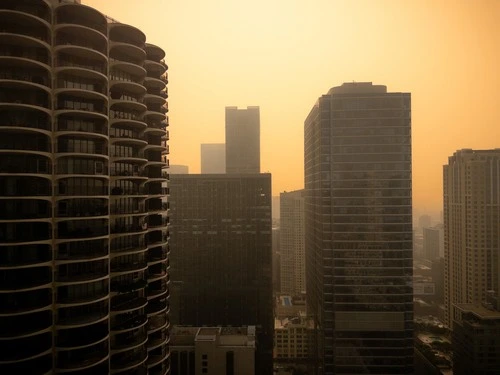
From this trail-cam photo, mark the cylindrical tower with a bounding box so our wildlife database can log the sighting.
[0,1,170,374]
[143,43,170,375]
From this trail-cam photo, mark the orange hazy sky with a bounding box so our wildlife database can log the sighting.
[85,0,500,216]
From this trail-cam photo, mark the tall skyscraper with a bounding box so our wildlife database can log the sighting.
[280,190,305,296]
[225,106,260,174]
[422,226,443,261]
[443,149,500,328]
[0,2,170,374]
[169,174,273,375]
[304,82,413,374]
[200,143,225,173]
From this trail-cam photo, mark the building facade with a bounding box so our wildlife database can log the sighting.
[0,1,170,374]
[443,149,500,328]
[280,190,305,296]
[168,174,273,375]
[423,226,443,261]
[453,304,500,375]
[304,82,413,374]
[225,106,260,174]
[170,326,256,375]
[274,315,315,361]
[200,143,225,174]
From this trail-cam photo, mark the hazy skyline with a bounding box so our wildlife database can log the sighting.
[85,0,500,213]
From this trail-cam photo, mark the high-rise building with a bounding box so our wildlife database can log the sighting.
[423,226,443,261]
[418,214,432,231]
[0,1,170,374]
[169,173,273,375]
[304,82,413,374]
[200,143,225,174]
[280,190,305,296]
[443,149,500,328]
[225,106,260,174]
[452,304,500,374]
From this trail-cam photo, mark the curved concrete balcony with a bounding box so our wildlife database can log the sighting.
[149,363,169,375]
[0,310,52,340]
[0,1,50,24]
[111,278,147,295]
[0,106,51,133]
[0,332,52,366]
[110,113,147,130]
[143,93,166,106]
[145,299,168,317]
[54,23,107,56]
[55,66,108,90]
[0,64,51,92]
[0,243,52,269]
[110,59,146,81]
[0,288,52,317]
[0,34,50,67]
[144,60,167,76]
[55,340,109,373]
[111,327,148,353]
[146,347,169,369]
[111,295,148,314]
[110,134,147,148]
[55,321,109,351]
[0,265,52,293]
[55,1,108,36]
[110,42,146,66]
[111,312,148,333]
[146,331,168,353]
[143,76,165,91]
[0,353,52,375]
[146,313,168,335]
[0,81,50,111]
[144,44,166,62]
[54,44,107,69]
[110,23,146,49]
[56,300,109,328]
[110,236,147,257]
[56,284,109,307]
[111,261,148,276]
[111,99,147,115]
[110,347,148,374]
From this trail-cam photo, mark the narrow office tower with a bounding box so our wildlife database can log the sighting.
[304,82,413,374]
[0,1,171,374]
[225,106,260,174]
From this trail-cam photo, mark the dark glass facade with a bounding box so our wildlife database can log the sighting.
[304,83,413,374]
[168,174,273,375]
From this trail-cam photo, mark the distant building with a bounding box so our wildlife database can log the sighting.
[170,326,256,375]
[272,196,281,219]
[169,173,273,375]
[418,214,432,231]
[280,190,305,296]
[423,226,443,261]
[274,315,315,361]
[225,106,260,173]
[304,82,413,374]
[169,164,189,174]
[272,226,281,295]
[453,304,500,374]
[443,149,500,327]
[275,295,306,320]
[200,143,225,173]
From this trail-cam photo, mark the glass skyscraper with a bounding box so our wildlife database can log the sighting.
[304,82,413,374]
